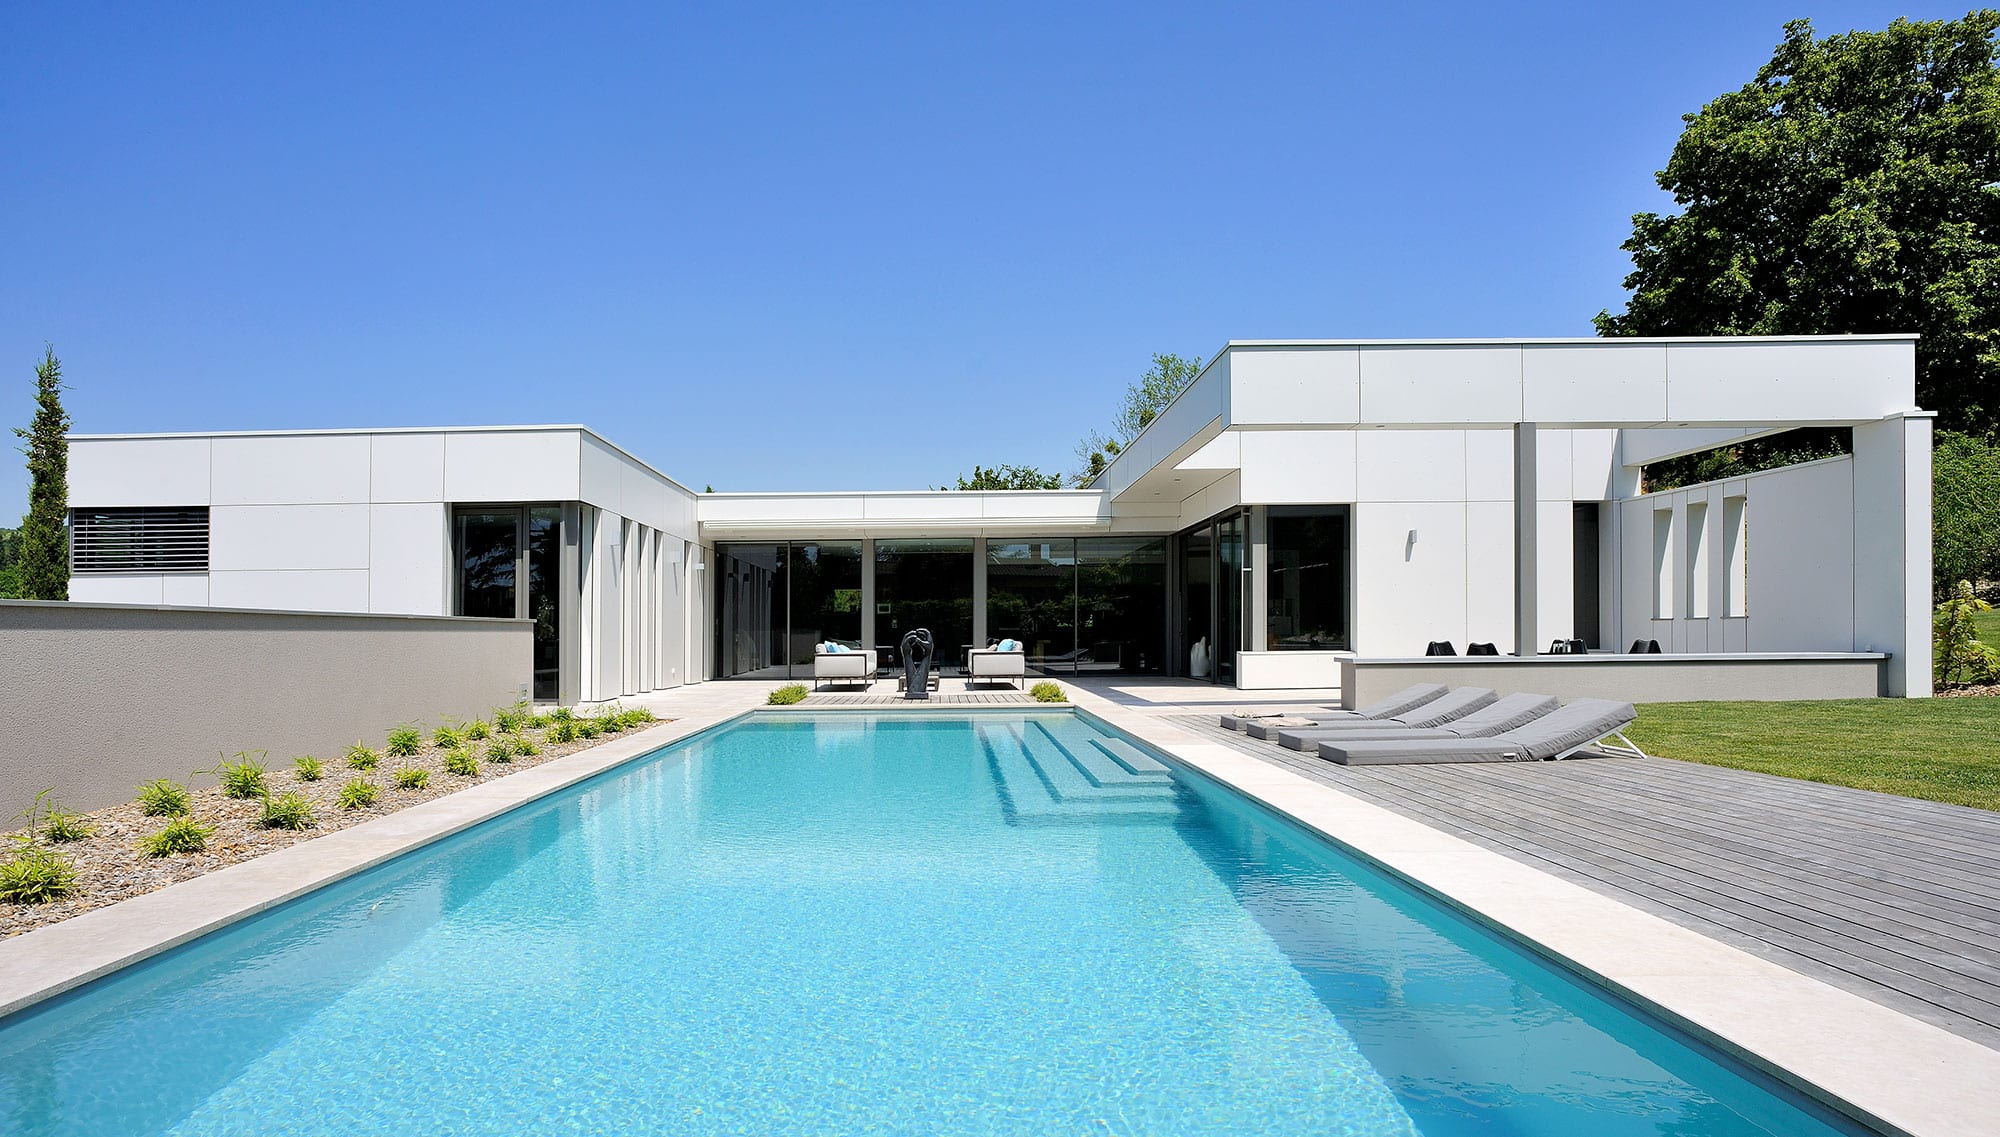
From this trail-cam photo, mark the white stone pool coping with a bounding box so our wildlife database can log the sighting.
[1,690,1994,1137]
[1063,686,2000,1137]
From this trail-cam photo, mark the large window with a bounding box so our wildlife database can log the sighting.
[454,505,564,701]
[712,541,864,679]
[713,544,785,679]
[875,539,974,669]
[70,507,208,573]
[988,541,1079,674]
[1266,507,1349,651]
[1075,537,1165,674]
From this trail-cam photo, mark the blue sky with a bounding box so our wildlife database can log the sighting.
[0,2,1974,514]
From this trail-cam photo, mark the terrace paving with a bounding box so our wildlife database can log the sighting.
[1167,709,2000,1052]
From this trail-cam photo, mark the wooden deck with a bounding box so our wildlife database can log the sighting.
[1171,714,2000,1051]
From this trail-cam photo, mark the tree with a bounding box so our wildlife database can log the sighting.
[949,464,1064,491]
[1934,430,2000,597]
[1073,352,1206,485]
[14,347,70,601]
[1597,13,2000,440]
[0,524,21,599]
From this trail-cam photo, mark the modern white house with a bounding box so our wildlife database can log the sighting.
[64,335,1934,702]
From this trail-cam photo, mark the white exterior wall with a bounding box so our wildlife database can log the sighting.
[70,427,703,703]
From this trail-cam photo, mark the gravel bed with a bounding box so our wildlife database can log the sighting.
[1936,684,2000,698]
[1,719,675,939]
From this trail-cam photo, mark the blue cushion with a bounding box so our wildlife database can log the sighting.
[998,638,1018,652]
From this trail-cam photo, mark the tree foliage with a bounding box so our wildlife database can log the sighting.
[0,525,21,599]
[949,463,1064,491]
[1597,12,2000,439]
[1934,429,2000,596]
[14,347,70,600]
[1935,580,2000,685]
[1073,352,1205,485]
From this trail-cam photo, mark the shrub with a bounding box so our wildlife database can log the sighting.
[258,791,316,831]
[550,706,575,723]
[576,719,602,739]
[511,737,540,758]
[596,712,625,734]
[492,702,529,733]
[485,740,515,764]
[432,725,463,749]
[294,756,325,782]
[142,816,214,858]
[529,713,552,730]
[617,707,656,727]
[345,743,381,771]
[443,747,479,777]
[393,766,430,790]
[385,726,422,757]
[215,752,269,799]
[0,848,77,903]
[336,778,379,810]
[768,684,809,705]
[545,718,578,744]
[136,778,191,817]
[1030,681,1067,703]
[464,718,492,741]
[1935,580,2000,686]
[21,789,91,844]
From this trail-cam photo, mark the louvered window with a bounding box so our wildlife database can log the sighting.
[70,507,210,573]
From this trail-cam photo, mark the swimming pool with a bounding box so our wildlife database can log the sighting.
[0,710,1869,1135]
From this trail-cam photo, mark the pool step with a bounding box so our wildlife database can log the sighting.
[1091,736,1172,776]
[978,724,1180,826]
[1027,721,1175,792]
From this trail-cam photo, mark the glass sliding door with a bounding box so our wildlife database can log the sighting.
[712,543,786,679]
[1216,513,1244,684]
[788,541,865,667]
[875,539,974,671]
[987,540,1078,674]
[1076,537,1166,674]
[1181,527,1213,678]
[454,505,564,701]
[1267,506,1350,651]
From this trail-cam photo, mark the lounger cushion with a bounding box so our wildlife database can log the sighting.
[1317,698,1635,765]
[1299,687,1497,734]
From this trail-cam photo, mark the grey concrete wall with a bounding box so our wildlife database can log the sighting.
[0,601,533,814]
[1340,652,1887,708]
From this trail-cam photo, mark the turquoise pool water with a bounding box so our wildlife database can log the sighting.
[0,711,1867,1136]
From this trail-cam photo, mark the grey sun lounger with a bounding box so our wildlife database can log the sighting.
[1279,686,1498,736]
[1272,691,1558,751]
[1223,683,1448,735]
[1315,698,1642,766]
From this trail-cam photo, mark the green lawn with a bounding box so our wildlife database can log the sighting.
[1629,698,2000,811]
[1974,606,2000,645]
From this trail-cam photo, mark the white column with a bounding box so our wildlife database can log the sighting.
[971,537,988,648]
[1514,423,1538,656]
[860,538,876,653]
[1852,412,1935,696]
[1248,507,1269,651]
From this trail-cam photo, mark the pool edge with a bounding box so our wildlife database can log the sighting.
[1061,692,2000,1137]
[0,707,756,1022]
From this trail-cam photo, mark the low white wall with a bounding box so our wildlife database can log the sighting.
[0,601,533,813]
[1236,651,1346,690]
[1340,653,1886,707]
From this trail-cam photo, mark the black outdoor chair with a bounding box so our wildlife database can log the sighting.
[1466,642,1499,655]
[1425,641,1457,656]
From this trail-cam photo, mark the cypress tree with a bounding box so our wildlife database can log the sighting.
[14,346,70,600]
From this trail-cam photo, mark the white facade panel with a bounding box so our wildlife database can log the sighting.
[1239,430,1356,503]
[1227,347,1360,425]
[442,431,582,504]
[1356,431,1466,503]
[370,433,447,503]
[1465,501,1515,653]
[69,438,212,507]
[1354,501,1469,655]
[162,575,211,606]
[1570,430,1626,500]
[211,505,372,571]
[1358,346,1523,424]
[368,503,448,614]
[1521,342,1669,424]
[211,435,370,506]
[69,574,169,605]
[1463,430,1513,504]
[1745,460,1855,651]
[209,569,371,612]
[1534,429,1574,502]
[1662,340,1917,423]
